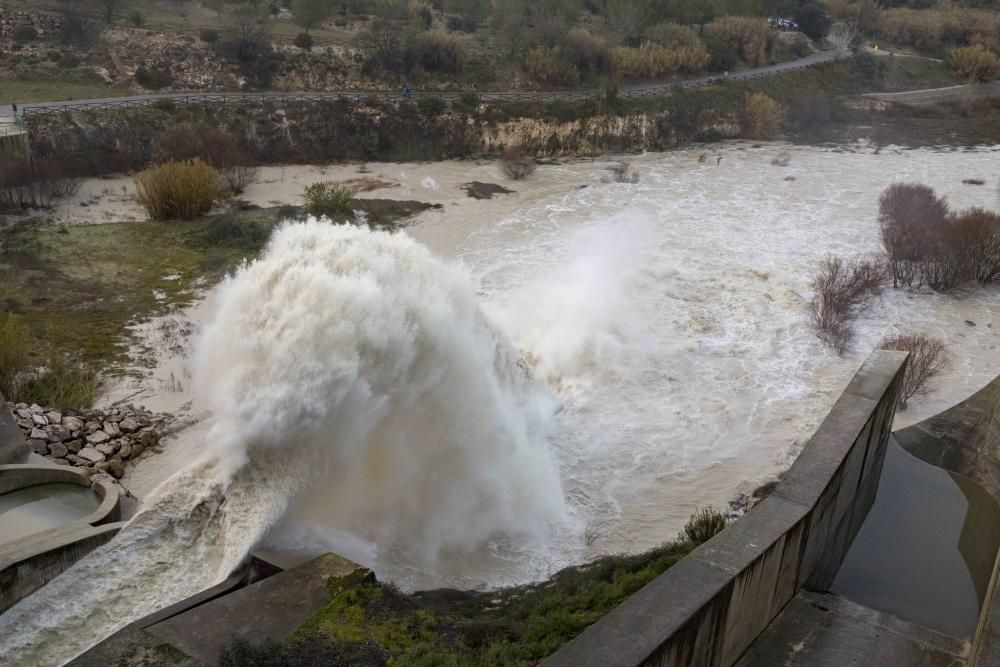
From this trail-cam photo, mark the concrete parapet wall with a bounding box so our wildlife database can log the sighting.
[0,391,28,464]
[543,350,908,667]
[0,464,123,614]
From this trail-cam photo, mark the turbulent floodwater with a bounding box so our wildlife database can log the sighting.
[3,142,1000,665]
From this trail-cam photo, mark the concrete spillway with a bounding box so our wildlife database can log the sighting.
[0,483,101,546]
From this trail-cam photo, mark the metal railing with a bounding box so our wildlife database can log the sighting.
[17,55,840,117]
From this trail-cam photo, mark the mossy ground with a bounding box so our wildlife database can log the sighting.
[221,540,696,666]
[0,209,281,375]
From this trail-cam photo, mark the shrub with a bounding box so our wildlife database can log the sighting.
[879,334,949,410]
[303,182,355,220]
[12,25,38,43]
[0,158,81,211]
[794,3,831,41]
[152,123,257,194]
[949,45,999,84]
[417,96,447,117]
[563,29,608,74]
[708,16,773,67]
[214,19,277,87]
[605,161,639,183]
[294,32,314,50]
[611,41,710,79]
[742,92,784,140]
[810,255,886,354]
[683,507,727,546]
[200,28,221,43]
[704,33,740,73]
[135,65,174,90]
[878,183,949,288]
[525,46,580,85]
[951,207,1000,284]
[135,159,223,220]
[410,30,468,73]
[499,146,536,180]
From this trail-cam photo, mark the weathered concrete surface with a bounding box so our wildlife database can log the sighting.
[144,553,359,666]
[894,375,1000,667]
[736,590,967,666]
[0,392,28,464]
[70,555,283,667]
[0,464,123,613]
[543,350,907,667]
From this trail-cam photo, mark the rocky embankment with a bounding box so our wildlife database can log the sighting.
[7,401,166,480]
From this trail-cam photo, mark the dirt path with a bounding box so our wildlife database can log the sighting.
[865,81,1000,106]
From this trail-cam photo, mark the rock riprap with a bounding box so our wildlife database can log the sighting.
[7,402,168,479]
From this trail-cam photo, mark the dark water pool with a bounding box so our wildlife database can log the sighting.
[0,483,100,545]
[831,438,1000,638]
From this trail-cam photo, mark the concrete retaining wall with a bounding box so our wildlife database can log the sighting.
[0,391,28,464]
[0,464,124,614]
[893,375,1000,667]
[543,350,908,667]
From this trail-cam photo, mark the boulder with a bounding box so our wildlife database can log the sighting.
[130,443,145,459]
[28,439,48,455]
[119,417,140,434]
[67,454,88,466]
[16,419,34,430]
[45,410,62,424]
[45,425,70,442]
[138,428,160,447]
[29,427,48,440]
[62,416,85,431]
[29,404,43,414]
[103,421,121,437]
[15,407,32,420]
[77,447,106,464]
[48,442,69,458]
[50,457,71,466]
[108,461,126,479]
[65,439,84,453]
[118,442,132,459]
[95,442,118,456]
[86,430,110,445]
[85,421,100,434]
[32,414,47,427]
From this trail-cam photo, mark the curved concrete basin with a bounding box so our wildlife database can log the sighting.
[0,464,125,614]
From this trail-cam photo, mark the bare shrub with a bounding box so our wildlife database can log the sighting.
[221,164,260,196]
[410,30,468,73]
[604,161,640,184]
[611,41,710,79]
[879,334,949,410]
[0,158,82,211]
[499,147,536,181]
[525,46,580,85]
[742,93,784,140]
[810,255,887,354]
[152,123,257,195]
[878,183,949,288]
[135,159,223,220]
[951,207,1000,284]
[949,44,1000,83]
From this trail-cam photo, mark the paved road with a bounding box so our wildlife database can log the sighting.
[0,50,840,118]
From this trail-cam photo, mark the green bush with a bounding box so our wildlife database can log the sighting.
[135,65,174,90]
[683,507,727,546]
[135,159,223,220]
[303,182,355,220]
[410,30,468,73]
[417,95,447,117]
[13,26,38,43]
[294,32,314,50]
[200,28,220,43]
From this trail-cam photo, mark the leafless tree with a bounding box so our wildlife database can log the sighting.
[499,146,536,181]
[810,255,887,354]
[878,183,949,288]
[221,165,260,195]
[827,22,855,59]
[879,334,949,410]
[604,161,640,183]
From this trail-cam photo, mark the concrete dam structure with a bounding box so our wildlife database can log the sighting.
[4,354,1000,665]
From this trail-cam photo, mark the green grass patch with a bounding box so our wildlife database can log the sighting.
[0,78,130,104]
[0,210,282,377]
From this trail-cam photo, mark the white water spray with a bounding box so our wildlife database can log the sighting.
[0,220,569,666]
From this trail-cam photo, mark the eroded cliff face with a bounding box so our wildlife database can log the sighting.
[26,99,745,172]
